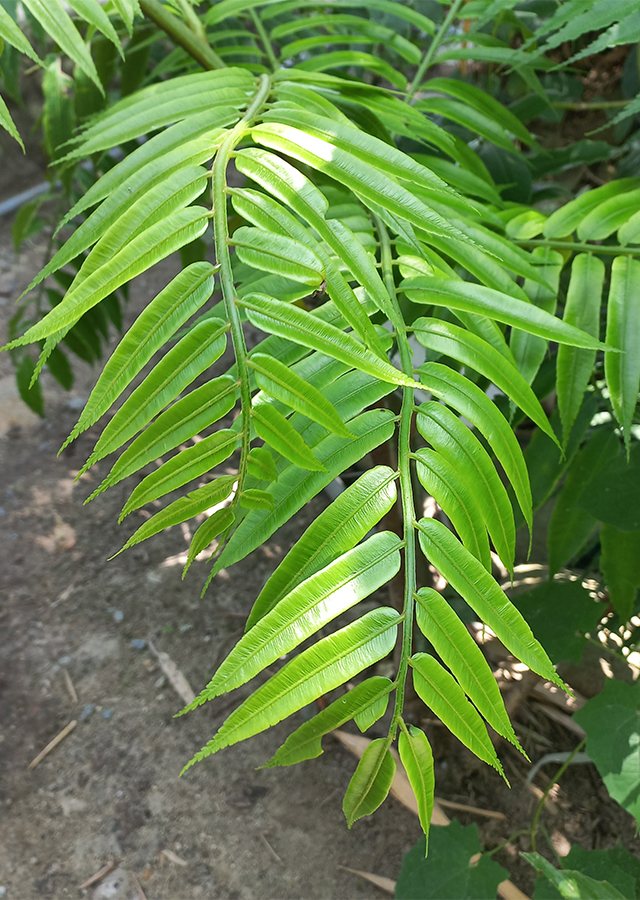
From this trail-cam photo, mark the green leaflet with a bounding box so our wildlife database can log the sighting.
[5,208,210,348]
[414,589,521,750]
[230,226,325,286]
[416,96,517,153]
[510,247,563,386]
[547,427,619,577]
[115,475,237,556]
[239,489,274,511]
[577,188,640,241]
[239,293,413,387]
[70,166,210,290]
[22,0,103,93]
[295,50,407,90]
[343,739,396,827]
[185,532,401,706]
[181,607,401,770]
[183,508,235,577]
[414,449,492,571]
[63,264,217,448]
[82,318,228,471]
[414,319,559,447]
[213,408,396,573]
[416,518,563,688]
[543,178,640,239]
[249,353,352,438]
[247,447,277,482]
[65,0,123,55]
[112,0,139,34]
[411,155,502,205]
[522,853,627,900]
[96,376,238,508]
[0,94,23,151]
[0,5,41,63]
[118,430,239,518]
[411,655,506,779]
[398,726,435,848]
[604,256,640,455]
[354,694,388,732]
[252,403,326,472]
[601,525,640,624]
[403,277,604,350]
[618,208,640,245]
[557,254,604,445]
[249,122,467,241]
[417,402,515,572]
[266,677,394,767]
[279,33,420,67]
[247,465,398,629]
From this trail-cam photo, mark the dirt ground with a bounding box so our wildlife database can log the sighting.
[1,189,639,900]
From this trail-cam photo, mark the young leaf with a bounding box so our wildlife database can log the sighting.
[604,256,640,455]
[414,589,521,750]
[398,726,434,847]
[416,518,564,688]
[181,607,401,770]
[557,254,605,445]
[247,465,398,629]
[252,403,327,472]
[183,508,235,577]
[411,654,506,778]
[231,226,325,286]
[343,739,396,827]
[249,353,353,438]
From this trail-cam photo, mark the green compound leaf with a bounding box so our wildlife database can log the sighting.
[247,465,398,629]
[416,518,563,688]
[266,677,394,768]
[343,738,396,828]
[398,726,435,847]
[410,653,506,778]
[181,607,401,770]
[415,589,521,750]
[396,821,508,900]
[252,402,326,472]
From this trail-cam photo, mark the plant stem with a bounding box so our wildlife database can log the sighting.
[139,0,225,70]
[517,238,640,256]
[250,8,279,72]
[211,74,271,502]
[530,739,586,852]
[405,0,467,103]
[375,216,417,735]
[175,0,208,42]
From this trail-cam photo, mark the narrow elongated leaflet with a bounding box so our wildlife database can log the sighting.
[557,254,604,445]
[247,447,277,482]
[416,97,517,153]
[417,403,515,572]
[184,532,401,708]
[543,178,640,238]
[101,376,237,509]
[510,247,563,386]
[605,256,640,455]
[231,226,325,286]
[118,430,239,518]
[82,319,228,470]
[247,465,398,629]
[252,403,326,472]
[414,589,521,749]
[181,608,401,770]
[343,739,396,827]
[398,727,434,848]
[65,0,123,53]
[266,677,394,767]
[577,189,640,241]
[411,654,506,778]
[239,293,413,387]
[249,353,352,438]
[414,319,559,447]
[210,0,436,33]
[115,476,236,557]
[239,490,274,511]
[414,449,491,571]
[416,518,563,687]
[183,508,235,577]
[0,5,41,63]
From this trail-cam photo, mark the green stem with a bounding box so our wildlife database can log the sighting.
[405,0,467,103]
[175,0,208,42]
[139,0,225,70]
[211,74,271,502]
[530,739,586,853]
[375,216,417,736]
[250,8,279,72]
[516,239,640,257]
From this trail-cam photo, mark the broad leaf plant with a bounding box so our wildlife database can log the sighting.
[2,0,640,847]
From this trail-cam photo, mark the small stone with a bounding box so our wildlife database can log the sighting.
[179,623,193,633]
[80,704,95,721]
[154,676,166,689]
[67,397,86,410]
[0,886,6,898]
[112,609,124,623]
[0,507,5,516]
[102,710,112,719]
[58,655,72,666]
[131,639,146,650]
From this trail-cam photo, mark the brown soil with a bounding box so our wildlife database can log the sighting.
[1,196,638,900]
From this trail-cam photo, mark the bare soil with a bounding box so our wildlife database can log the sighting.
[1,197,638,900]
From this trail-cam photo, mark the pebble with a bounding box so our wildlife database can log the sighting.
[67,397,86,410]
[102,710,112,719]
[0,886,6,898]
[58,655,72,666]
[80,704,95,720]
[112,609,124,623]
[130,639,146,650]
[0,507,4,516]
[179,623,193,633]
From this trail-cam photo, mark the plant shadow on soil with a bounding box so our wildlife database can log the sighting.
[1,210,638,900]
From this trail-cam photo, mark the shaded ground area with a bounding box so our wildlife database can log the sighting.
[1,208,639,900]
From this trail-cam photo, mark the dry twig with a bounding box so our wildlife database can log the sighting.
[77,860,116,890]
[28,720,77,769]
